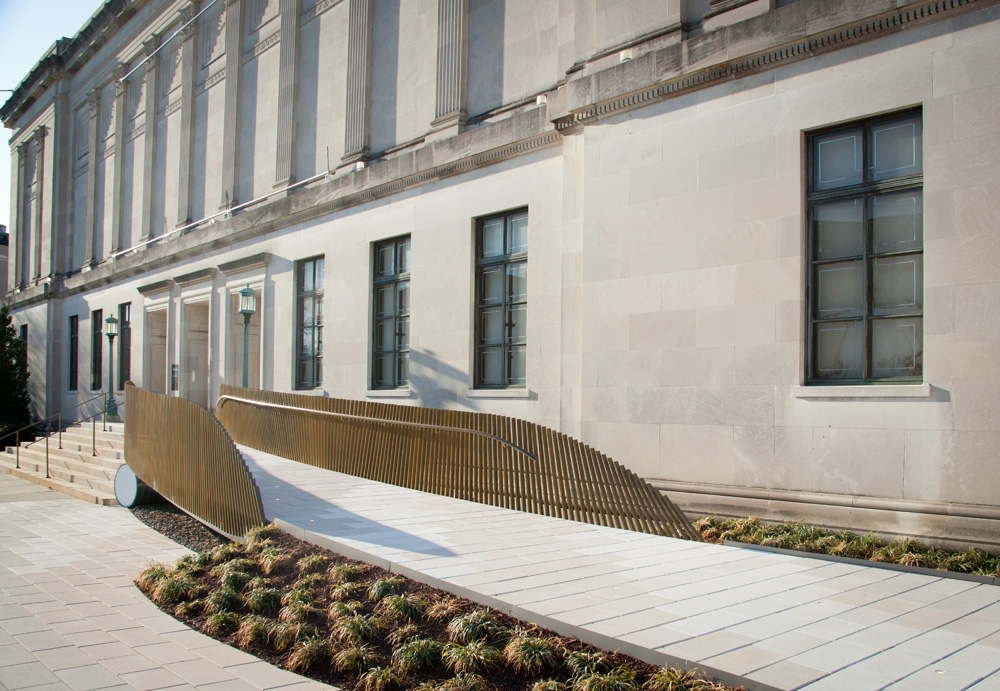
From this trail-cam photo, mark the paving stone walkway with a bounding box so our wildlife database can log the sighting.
[240,446,1000,691]
[0,479,332,691]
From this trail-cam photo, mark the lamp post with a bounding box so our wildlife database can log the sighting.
[105,315,119,417]
[238,285,257,388]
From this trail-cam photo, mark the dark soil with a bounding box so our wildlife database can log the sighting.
[131,505,738,691]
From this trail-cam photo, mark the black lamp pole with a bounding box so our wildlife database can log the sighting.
[238,285,258,388]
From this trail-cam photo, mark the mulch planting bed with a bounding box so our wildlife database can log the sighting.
[131,508,738,691]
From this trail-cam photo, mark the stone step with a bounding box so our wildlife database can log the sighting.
[7,443,122,471]
[56,429,125,448]
[0,456,117,506]
[0,452,116,493]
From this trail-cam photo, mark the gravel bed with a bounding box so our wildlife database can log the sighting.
[129,502,230,552]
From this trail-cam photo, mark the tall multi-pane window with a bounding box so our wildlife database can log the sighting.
[91,309,103,390]
[68,316,79,391]
[372,236,410,389]
[807,111,923,383]
[295,257,324,390]
[118,303,131,390]
[475,209,527,389]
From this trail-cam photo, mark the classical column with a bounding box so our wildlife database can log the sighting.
[140,37,160,242]
[431,0,469,134]
[176,2,199,227]
[83,88,101,268]
[274,0,301,188]
[31,126,47,281]
[110,63,128,255]
[341,0,374,166]
[220,0,244,211]
[13,142,28,288]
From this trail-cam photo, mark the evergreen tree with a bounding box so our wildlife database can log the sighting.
[0,306,32,446]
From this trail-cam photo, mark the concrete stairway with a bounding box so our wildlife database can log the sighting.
[0,422,124,505]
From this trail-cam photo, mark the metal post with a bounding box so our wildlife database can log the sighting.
[58,413,62,449]
[93,415,97,456]
[15,430,19,469]
[45,435,49,479]
[242,313,251,388]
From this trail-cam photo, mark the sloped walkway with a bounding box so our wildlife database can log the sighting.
[0,478,333,691]
[240,446,1000,691]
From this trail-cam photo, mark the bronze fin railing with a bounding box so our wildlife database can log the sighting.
[216,385,701,541]
[124,383,265,539]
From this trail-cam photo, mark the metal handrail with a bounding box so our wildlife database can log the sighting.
[217,394,540,461]
[215,385,702,541]
[14,396,121,479]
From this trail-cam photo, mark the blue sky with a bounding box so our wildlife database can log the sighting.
[0,0,104,230]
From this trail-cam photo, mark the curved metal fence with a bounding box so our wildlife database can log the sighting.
[124,384,266,539]
[216,385,700,540]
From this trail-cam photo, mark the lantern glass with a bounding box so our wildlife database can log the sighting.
[105,315,119,337]
[239,285,257,316]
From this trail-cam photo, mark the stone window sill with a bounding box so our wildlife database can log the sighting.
[365,389,413,398]
[792,383,931,399]
[466,388,531,399]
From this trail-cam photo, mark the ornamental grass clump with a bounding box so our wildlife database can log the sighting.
[287,636,333,673]
[644,667,727,691]
[378,593,424,622]
[573,667,636,691]
[235,614,273,649]
[426,597,464,622]
[209,542,246,564]
[503,631,563,677]
[442,639,502,675]
[175,552,210,574]
[204,588,242,614]
[358,666,402,691]
[330,581,366,602]
[446,609,505,644]
[257,547,294,575]
[244,584,282,615]
[174,599,203,616]
[392,636,444,673]
[368,576,405,603]
[279,599,320,625]
[333,643,384,674]
[297,553,329,574]
[294,572,327,592]
[332,613,381,644]
[136,562,170,591]
[245,523,282,545]
[565,651,612,679]
[328,600,364,621]
[532,682,568,691]
[331,563,365,582]
[204,611,241,635]
[388,623,421,646]
[151,572,204,605]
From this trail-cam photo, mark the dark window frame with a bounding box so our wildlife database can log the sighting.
[91,309,103,391]
[474,208,528,389]
[371,236,411,390]
[295,256,324,390]
[68,316,79,392]
[118,303,131,390]
[806,109,923,384]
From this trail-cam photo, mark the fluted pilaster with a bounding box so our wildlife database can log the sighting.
[30,126,47,281]
[342,0,373,165]
[176,2,200,227]
[220,0,244,210]
[13,143,28,289]
[83,88,101,267]
[432,0,469,131]
[274,0,301,188]
[140,37,160,243]
[110,63,128,255]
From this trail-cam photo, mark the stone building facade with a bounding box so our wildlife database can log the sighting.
[4,0,1000,548]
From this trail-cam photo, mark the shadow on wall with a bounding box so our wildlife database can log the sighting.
[408,348,479,412]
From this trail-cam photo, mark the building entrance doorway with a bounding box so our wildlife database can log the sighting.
[145,309,167,394]
[183,302,210,408]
